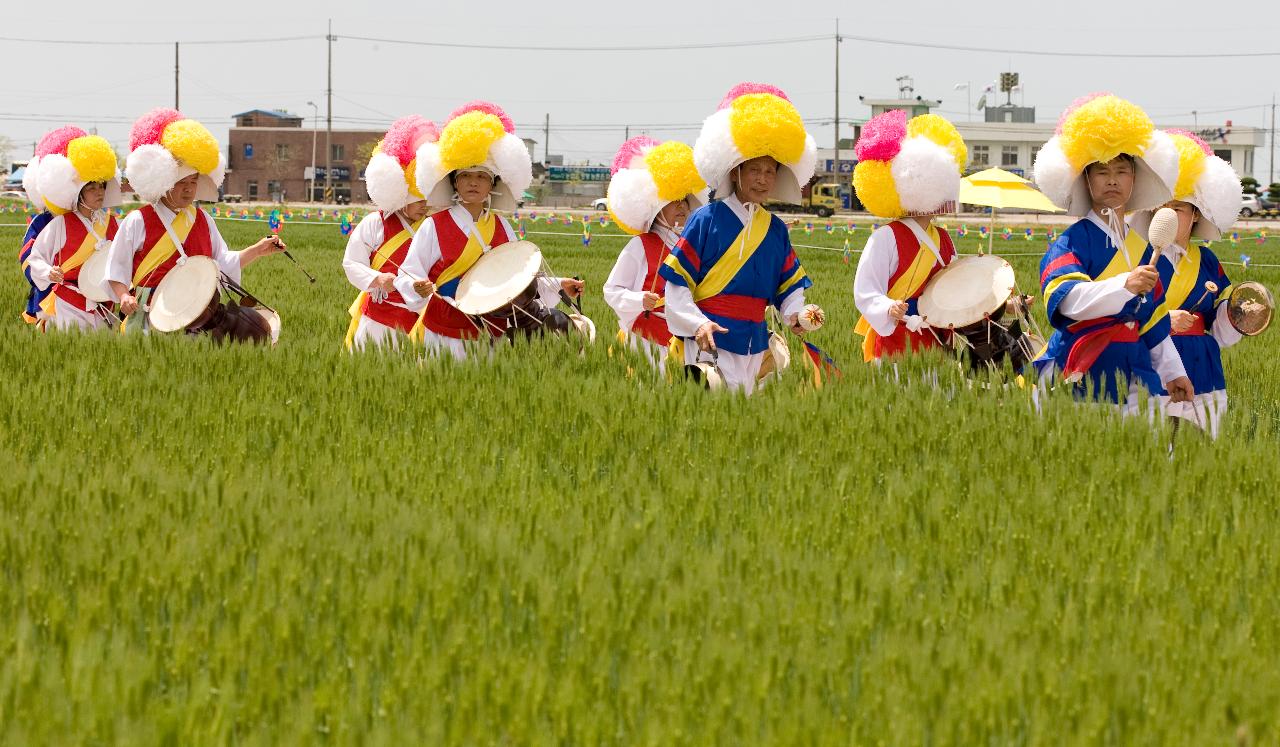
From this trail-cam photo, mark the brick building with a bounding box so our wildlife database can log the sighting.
[223,109,382,204]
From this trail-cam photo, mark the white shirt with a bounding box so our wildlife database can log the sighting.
[602,225,704,335]
[393,204,562,312]
[853,220,945,337]
[105,202,242,299]
[26,211,111,292]
[342,210,417,293]
[663,197,806,338]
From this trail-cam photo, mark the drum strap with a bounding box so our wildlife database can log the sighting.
[132,207,196,287]
[408,213,497,344]
[343,220,419,351]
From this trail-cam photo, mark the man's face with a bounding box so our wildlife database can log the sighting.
[1086,157,1135,210]
[734,156,778,204]
[454,170,494,205]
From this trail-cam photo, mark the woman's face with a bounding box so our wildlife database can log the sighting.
[1086,157,1135,210]
[165,173,200,209]
[79,181,106,211]
[402,199,431,222]
[656,198,691,231]
[454,170,494,205]
[1165,199,1199,243]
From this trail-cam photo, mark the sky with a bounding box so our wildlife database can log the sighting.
[2,0,1277,167]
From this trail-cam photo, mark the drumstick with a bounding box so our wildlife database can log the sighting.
[268,236,315,283]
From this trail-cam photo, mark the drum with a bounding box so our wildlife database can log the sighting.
[685,349,725,391]
[453,240,542,316]
[148,256,221,333]
[918,254,1035,370]
[1227,281,1274,336]
[76,248,113,304]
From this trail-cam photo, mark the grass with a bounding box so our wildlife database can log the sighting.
[2,212,1279,745]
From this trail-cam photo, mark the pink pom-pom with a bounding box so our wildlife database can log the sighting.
[1056,92,1111,134]
[1166,129,1213,155]
[35,126,88,158]
[129,108,184,150]
[717,82,790,110]
[611,136,660,175]
[854,110,907,162]
[448,101,515,134]
[383,115,439,166]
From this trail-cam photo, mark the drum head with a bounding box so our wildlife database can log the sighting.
[568,313,596,343]
[149,256,220,332]
[254,307,282,345]
[454,241,543,316]
[77,249,113,304]
[918,255,1016,329]
[1229,281,1274,336]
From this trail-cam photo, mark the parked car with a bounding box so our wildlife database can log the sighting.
[591,197,608,211]
[0,190,25,200]
[1241,195,1261,217]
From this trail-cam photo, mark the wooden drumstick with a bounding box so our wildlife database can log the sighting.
[268,235,316,283]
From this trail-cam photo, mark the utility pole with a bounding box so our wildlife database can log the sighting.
[174,42,180,109]
[625,125,630,142]
[543,113,550,165]
[833,18,840,191]
[325,19,334,204]
[1270,93,1276,186]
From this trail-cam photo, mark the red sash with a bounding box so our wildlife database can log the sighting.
[362,212,415,325]
[423,211,512,339]
[629,232,672,344]
[1172,312,1208,337]
[132,205,215,288]
[1063,318,1141,380]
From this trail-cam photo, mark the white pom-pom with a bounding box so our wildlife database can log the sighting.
[22,155,44,209]
[490,134,533,195]
[1194,156,1243,239]
[365,152,412,214]
[125,144,182,203]
[1142,130,1179,194]
[1032,137,1075,213]
[37,154,83,212]
[791,133,818,188]
[693,108,741,197]
[1147,207,1179,250]
[892,136,960,214]
[606,168,660,234]
[414,142,451,208]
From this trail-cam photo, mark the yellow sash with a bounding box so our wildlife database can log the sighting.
[661,206,771,303]
[408,213,497,343]
[1165,244,1201,311]
[132,207,196,287]
[853,224,943,358]
[39,215,108,316]
[343,218,421,350]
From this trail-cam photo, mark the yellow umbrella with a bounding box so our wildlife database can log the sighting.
[959,167,1063,253]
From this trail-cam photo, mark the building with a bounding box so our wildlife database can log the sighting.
[224,109,382,204]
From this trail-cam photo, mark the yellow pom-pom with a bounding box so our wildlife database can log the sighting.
[907,115,967,174]
[439,111,505,172]
[1169,133,1207,201]
[405,158,423,198]
[160,119,220,174]
[728,93,805,166]
[644,141,706,202]
[853,160,902,219]
[1059,95,1152,172]
[66,135,117,182]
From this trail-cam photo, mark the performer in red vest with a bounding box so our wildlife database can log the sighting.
[342,115,439,351]
[852,109,969,362]
[602,136,708,369]
[106,109,284,325]
[22,126,123,331]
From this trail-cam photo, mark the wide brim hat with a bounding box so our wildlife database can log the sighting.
[693,83,817,204]
[24,126,122,214]
[606,136,708,235]
[1129,130,1242,241]
[365,115,440,215]
[415,101,532,213]
[125,108,226,203]
[852,110,968,220]
[1033,93,1177,217]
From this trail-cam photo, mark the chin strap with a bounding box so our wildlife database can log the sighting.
[1098,206,1128,251]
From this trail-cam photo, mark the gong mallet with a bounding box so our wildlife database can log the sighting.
[1141,207,1179,304]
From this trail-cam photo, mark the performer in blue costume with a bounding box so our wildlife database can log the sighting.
[660,82,822,394]
[1130,130,1247,437]
[1032,93,1194,413]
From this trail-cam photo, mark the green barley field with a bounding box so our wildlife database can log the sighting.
[2,208,1280,745]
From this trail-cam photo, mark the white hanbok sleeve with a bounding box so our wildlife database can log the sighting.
[207,219,243,285]
[852,226,902,337]
[393,221,442,312]
[603,237,650,316]
[25,215,67,291]
[663,283,710,337]
[104,210,146,297]
[1149,336,1188,384]
[342,213,385,292]
[777,287,807,323]
[1058,274,1135,320]
[1210,299,1245,348]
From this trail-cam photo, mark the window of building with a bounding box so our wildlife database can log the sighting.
[247,180,258,199]
[276,143,290,160]
[268,180,282,201]
[331,144,345,162]
[243,143,254,159]
[1001,146,1019,167]
[972,145,990,166]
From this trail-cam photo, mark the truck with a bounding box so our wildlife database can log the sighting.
[765,181,846,218]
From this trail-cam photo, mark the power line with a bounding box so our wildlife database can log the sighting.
[0,35,316,46]
[336,33,829,52]
[840,33,1280,59]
